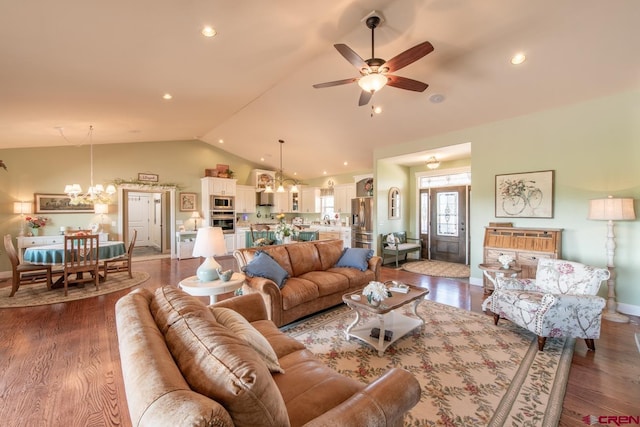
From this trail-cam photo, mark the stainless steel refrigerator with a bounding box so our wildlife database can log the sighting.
[351,197,373,249]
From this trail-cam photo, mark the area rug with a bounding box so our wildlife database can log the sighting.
[0,271,150,308]
[402,260,471,278]
[285,301,574,426]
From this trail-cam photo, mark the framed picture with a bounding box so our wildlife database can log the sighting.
[34,193,94,213]
[179,192,197,212]
[138,173,159,182]
[495,170,554,218]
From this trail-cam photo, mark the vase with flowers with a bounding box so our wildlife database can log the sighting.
[362,281,392,307]
[274,213,298,243]
[498,254,514,269]
[25,216,47,236]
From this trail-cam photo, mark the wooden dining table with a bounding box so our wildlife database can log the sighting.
[24,241,126,287]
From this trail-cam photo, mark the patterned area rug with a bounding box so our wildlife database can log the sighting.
[0,271,150,308]
[285,301,574,426]
[402,260,471,278]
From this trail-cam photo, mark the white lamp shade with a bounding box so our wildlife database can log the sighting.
[13,202,32,214]
[192,226,227,258]
[357,73,388,92]
[94,203,109,214]
[191,211,201,219]
[588,197,636,221]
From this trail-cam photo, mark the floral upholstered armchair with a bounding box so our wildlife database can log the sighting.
[484,258,609,351]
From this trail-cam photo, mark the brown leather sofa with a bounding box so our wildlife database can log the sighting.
[115,287,421,427]
[233,239,381,327]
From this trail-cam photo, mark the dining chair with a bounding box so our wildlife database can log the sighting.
[102,230,137,280]
[63,234,100,296]
[4,234,52,297]
[250,224,274,246]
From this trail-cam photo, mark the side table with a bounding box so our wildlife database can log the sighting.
[178,272,245,304]
[478,263,522,294]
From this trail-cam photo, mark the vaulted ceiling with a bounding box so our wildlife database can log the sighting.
[1,0,638,179]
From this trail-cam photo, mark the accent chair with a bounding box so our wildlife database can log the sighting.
[484,257,609,351]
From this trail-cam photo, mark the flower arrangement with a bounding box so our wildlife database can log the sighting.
[275,213,298,242]
[362,281,391,304]
[498,254,514,269]
[25,216,47,229]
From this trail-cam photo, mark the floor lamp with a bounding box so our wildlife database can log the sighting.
[588,196,636,323]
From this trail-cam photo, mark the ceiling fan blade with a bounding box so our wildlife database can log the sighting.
[334,44,367,70]
[313,77,358,89]
[358,90,373,106]
[387,75,429,92]
[385,41,434,73]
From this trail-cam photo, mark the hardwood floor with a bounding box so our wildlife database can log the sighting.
[1,257,638,427]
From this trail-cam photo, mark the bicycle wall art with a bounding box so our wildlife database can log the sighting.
[495,170,554,218]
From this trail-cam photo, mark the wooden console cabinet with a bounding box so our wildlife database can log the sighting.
[482,226,562,292]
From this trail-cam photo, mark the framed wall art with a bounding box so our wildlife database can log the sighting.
[495,170,554,218]
[34,193,94,213]
[179,192,197,212]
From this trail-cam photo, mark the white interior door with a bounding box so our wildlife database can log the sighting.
[128,192,152,247]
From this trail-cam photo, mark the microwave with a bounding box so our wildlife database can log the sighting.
[212,196,234,211]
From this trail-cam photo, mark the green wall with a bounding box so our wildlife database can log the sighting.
[374,89,640,314]
[0,140,261,272]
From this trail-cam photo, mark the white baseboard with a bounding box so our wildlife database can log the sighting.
[617,302,640,318]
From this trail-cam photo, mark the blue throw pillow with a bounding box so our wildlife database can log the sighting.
[242,251,289,288]
[334,248,374,271]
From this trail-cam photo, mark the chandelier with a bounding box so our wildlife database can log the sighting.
[63,125,116,208]
[264,139,299,194]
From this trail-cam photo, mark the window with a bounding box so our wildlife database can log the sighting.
[320,188,334,218]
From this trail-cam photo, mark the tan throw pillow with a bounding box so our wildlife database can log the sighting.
[210,307,284,374]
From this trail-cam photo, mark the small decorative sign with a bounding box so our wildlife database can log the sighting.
[138,173,159,182]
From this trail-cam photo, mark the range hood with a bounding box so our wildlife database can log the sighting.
[257,191,274,206]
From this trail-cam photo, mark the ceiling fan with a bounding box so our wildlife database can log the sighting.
[313,14,434,106]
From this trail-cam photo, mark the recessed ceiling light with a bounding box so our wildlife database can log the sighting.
[429,94,445,103]
[201,26,217,37]
[218,139,224,144]
[343,161,348,166]
[162,93,172,100]
[511,53,526,65]
[323,171,327,175]
[260,157,265,162]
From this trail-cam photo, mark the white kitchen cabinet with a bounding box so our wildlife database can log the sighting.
[235,229,248,250]
[334,183,356,214]
[271,191,289,213]
[224,234,235,254]
[289,189,301,213]
[301,187,321,213]
[202,177,237,196]
[235,185,256,213]
[176,231,197,260]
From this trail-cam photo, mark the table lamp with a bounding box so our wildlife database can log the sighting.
[191,211,201,231]
[192,226,227,281]
[13,201,33,236]
[587,195,636,323]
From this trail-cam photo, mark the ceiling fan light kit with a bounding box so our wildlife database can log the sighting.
[313,12,433,106]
